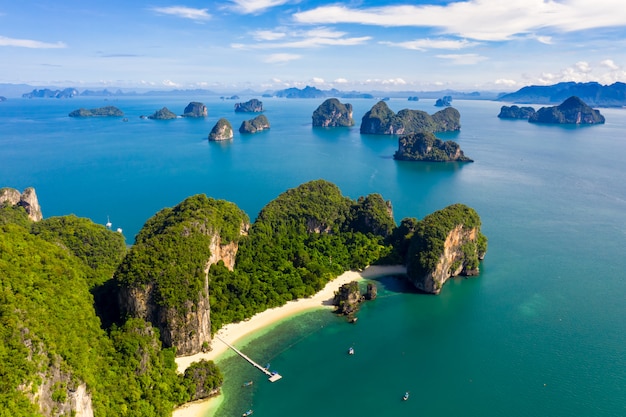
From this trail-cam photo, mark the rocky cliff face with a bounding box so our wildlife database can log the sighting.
[497,105,536,119]
[394,132,473,162]
[406,204,487,294]
[234,99,263,112]
[312,98,354,127]
[0,186,43,221]
[182,102,208,117]
[529,96,605,124]
[239,115,270,133]
[360,101,460,135]
[118,224,247,355]
[116,195,250,356]
[208,118,234,141]
[413,225,478,294]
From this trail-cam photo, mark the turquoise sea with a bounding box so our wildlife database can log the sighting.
[1,96,626,416]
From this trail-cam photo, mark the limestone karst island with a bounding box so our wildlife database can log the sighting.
[0,180,486,416]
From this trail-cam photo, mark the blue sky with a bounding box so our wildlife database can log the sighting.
[1,0,626,92]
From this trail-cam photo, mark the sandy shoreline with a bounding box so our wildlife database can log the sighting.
[172,265,406,417]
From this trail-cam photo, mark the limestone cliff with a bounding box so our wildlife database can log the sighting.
[208,118,234,141]
[148,107,177,120]
[360,100,460,135]
[0,186,43,221]
[394,131,473,162]
[312,98,354,127]
[182,102,208,118]
[528,96,605,124]
[115,195,249,355]
[234,98,263,112]
[497,105,536,119]
[406,204,487,294]
[239,114,270,133]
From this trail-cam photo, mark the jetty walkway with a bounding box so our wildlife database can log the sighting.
[214,335,282,382]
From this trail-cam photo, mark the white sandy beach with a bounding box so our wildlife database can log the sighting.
[172,265,406,417]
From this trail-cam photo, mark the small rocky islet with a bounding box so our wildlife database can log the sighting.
[498,96,605,124]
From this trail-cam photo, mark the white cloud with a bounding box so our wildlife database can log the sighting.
[0,35,66,49]
[334,78,348,84]
[151,6,211,21]
[380,38,478,51]
[252,30,286,41]
[311,77,325,83]
[600,59,619,70]
[229,0,290,14]
[233,27,371,49]
[436,53,488,65]
[293,0,626,42]
[162,79,181,87]
[263,53,301,63]
[575,61,592,73]
[495,79,518,87]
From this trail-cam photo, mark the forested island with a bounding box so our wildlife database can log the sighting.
[0,181,486,416]
[360,100,461,135]
[68,106,124,117]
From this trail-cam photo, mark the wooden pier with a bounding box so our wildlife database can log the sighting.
[215,335,282,382]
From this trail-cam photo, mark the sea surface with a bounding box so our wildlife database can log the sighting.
[1,96,625,416]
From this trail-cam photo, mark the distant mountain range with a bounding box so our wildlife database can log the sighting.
[1,83,496,100]
[497,82,626,107]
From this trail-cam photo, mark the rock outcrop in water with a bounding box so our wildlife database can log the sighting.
[497,105,536,119]
[69,106,124,117]
[435,95,452,107]
[234,98,263,112]
[312,98,354,127]
[528,96,605,124]
[208,118,234,141]
[394,132,473,162]
[148,107,177,120]
[182,102,207,117]
[406,204,487,294]
[360,101,460,135]
[0,186,43,221]
[239,115,270,133]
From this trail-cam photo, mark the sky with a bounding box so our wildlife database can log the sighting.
[1,0,626,92]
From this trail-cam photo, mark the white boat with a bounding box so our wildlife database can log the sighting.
[348,347,354,355]
[403,391,409,401]
[242,410,253,416]
[106,216,112,228]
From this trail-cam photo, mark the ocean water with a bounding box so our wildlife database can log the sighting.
[1,96,626,416]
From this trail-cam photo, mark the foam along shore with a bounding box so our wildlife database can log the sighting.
[172,265,406,417]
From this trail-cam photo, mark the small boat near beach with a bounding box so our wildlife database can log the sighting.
[242,410,253,416]
[242,380,253,387]
[403,391,409,401]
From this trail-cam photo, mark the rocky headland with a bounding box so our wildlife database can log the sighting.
[234,98,263,112]
[393,132,473,162]
[68,106,124,117]
[497,105,536,119]
[312,98,354,127]
[239,114,270,133]
[0,186,43,221]
[208,118,234,141]
[528,96,605,124]
[116,195,250,355]
[406,203,487,294]
[360,100,461,135]
[182,102,207,118]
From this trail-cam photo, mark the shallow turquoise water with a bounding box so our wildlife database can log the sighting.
[1,96,625,416]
